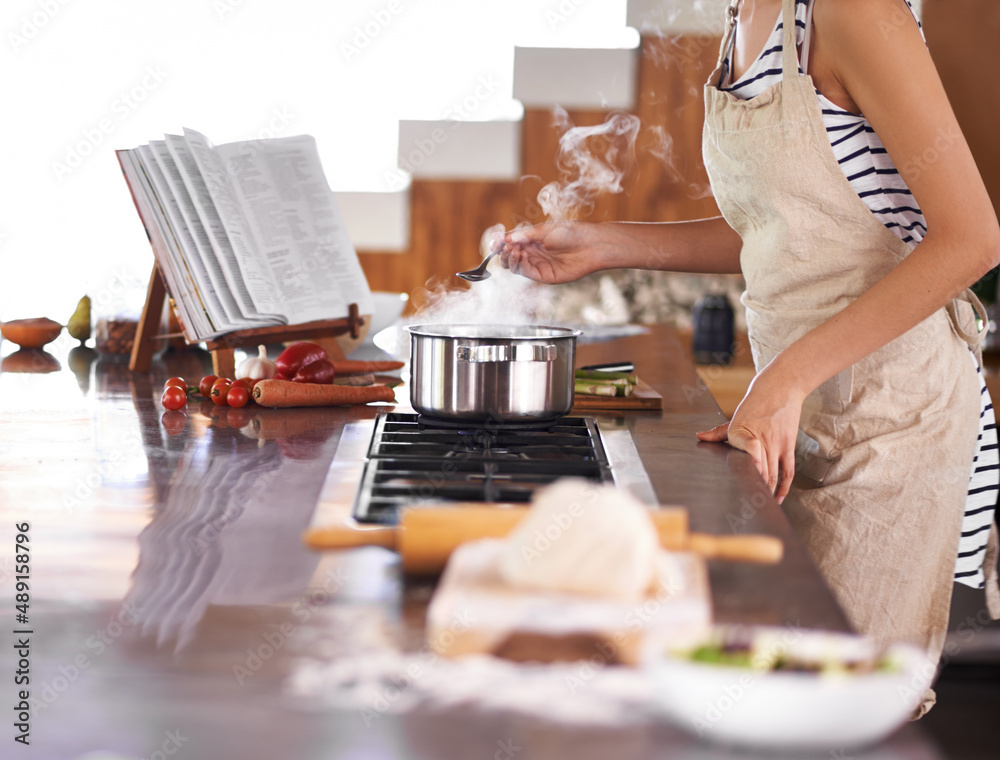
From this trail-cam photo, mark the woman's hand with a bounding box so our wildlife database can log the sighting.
[496,221,610,284]
[697,365,806,505]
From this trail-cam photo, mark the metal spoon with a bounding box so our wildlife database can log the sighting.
[456,249,499,282]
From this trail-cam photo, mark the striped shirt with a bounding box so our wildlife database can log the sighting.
[720,0,998,588]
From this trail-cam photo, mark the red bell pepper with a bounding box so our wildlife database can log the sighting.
[275,342,328,377]
[292,358,336,384]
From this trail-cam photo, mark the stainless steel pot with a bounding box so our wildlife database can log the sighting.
[406,324,582,422]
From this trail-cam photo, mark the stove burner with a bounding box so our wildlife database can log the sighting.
[352,412,613,524]
[414,414,565,432]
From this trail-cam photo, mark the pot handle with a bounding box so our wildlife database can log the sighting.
[457,344,557,363]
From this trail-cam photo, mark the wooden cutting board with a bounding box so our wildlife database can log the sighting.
[572,378,663,411]
[425,539,711,666]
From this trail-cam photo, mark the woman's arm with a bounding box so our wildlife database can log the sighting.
[498,216,744,284]
[699,0,1000,502]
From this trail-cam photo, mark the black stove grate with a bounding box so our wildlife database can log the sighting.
[352,412,613,524]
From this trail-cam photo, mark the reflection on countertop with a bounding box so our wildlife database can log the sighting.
[0,333,962,760]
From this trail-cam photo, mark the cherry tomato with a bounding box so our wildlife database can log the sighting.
[226,406,252,428]
[207,410,230,429]
[199,374,219,398]
[211,378,232,406]
[226,385,249,408]
[231,378,253,392]
[161,385,188,411]
[164,376,187,390]
[160,410,187,435]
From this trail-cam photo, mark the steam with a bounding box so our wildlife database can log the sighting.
[413,266,551,327]
[538,107,641,221]
[407,110,643,329]
[638,0,723,72]
[646,124,682,183]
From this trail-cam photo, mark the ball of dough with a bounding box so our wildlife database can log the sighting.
[498,478,659,600]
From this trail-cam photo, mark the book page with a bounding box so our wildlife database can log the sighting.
[181,128,285,319]
[165,133,277,324]
[149,140,247,331]
[212,134,374,324]
[117,148,214,341]
[140,143,237,336]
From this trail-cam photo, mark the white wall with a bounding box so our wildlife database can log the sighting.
[0,0,632,324]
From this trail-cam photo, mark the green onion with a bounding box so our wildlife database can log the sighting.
[574,369,638,383]
[574,380,619,396]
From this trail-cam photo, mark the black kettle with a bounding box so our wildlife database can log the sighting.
[691,294,734,365]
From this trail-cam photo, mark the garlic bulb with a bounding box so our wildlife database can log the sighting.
[236,345,277,380]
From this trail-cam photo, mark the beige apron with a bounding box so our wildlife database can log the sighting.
[702,0,999,707]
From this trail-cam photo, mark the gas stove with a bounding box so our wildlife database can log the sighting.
[351,412,615,524]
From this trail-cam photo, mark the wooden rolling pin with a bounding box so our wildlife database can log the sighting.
[303,504,783,574]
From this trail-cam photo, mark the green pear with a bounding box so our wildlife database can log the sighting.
[67,294,92,342]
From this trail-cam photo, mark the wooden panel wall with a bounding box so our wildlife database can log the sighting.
[356,34,722,312]
[357,8,1000,312]
[923,0,1000,220]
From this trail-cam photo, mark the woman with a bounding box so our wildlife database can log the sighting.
[497,0,1000,715]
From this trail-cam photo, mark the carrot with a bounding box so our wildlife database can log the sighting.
[252,378,396,408]
[331,360,405,376]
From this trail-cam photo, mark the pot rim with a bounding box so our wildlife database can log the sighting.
[405,323,582,340]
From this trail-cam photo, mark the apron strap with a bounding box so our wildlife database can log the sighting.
[947,288,989,348]
[715,0,741,74]
[780,0,799,80]
[800,0,816,75]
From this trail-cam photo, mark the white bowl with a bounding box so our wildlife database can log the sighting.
[365,292,409,343]
[642,626,934,752]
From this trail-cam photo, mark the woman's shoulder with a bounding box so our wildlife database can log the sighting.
[811,0,925,81]
[813,0,920,42]
[808,0,926,114]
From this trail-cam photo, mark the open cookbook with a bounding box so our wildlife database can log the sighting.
[116,128,373,343]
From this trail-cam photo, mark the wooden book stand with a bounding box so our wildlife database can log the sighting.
[129,266,365,376]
